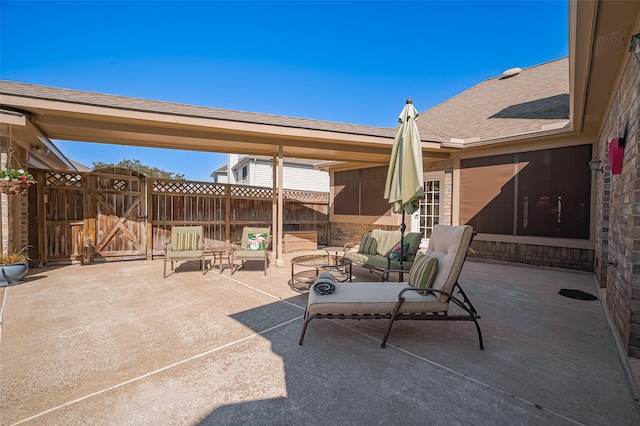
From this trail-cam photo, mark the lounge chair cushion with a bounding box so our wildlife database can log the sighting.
[359,235,378,255]
[408,253,438,295]
[424,225,473,302]
[402,232,424,262]
[372,229,402,257]
[307,282,449,315]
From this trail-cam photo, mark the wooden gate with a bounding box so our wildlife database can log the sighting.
[36,168,147,264]
[89,169,146,261]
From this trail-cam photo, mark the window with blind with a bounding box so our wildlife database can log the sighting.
[334,166,391,216]
[460,144,591,239]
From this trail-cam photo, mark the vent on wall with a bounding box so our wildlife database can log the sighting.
[594,26,631,56]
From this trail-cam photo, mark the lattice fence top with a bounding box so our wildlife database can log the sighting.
[42,170,328,203]
[152,180,226,196]
[283,189,328,203]
[46,172,84,187]
[231,185,272,199]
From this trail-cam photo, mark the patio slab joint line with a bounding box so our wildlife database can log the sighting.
[10,316,302,426]
[389,337,589,426]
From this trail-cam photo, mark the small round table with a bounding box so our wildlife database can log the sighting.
[290,253,352,291]
[207,246,229,273]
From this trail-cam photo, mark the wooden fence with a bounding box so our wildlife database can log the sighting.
[30,167,329,264]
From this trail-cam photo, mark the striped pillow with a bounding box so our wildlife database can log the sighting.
[408,253,438,295]
[176,232,199,251]
[358,235,378,255]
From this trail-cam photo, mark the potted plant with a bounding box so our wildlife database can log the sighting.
[0,246,31,286]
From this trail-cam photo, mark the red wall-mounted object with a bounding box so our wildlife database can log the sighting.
[608,138,624,175]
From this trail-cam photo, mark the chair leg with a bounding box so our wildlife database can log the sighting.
[298,315,315,345]
[381,296,406,348]
[163,258,167,278]
[473,318,485,350]
[264,254,268,276]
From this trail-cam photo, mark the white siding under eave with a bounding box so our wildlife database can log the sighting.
[244,159,329,192]
[252,160,274,187]
[283,164,329,192]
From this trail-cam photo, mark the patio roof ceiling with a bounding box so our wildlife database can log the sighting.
[0,81,448,168]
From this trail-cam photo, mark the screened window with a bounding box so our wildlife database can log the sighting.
[460,145,591,239]
[334,166,390,216]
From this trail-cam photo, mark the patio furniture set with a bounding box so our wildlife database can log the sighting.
[163,225,271,278]
[164,224,483,351]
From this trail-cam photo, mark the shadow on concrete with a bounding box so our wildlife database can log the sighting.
[199,261,640,425]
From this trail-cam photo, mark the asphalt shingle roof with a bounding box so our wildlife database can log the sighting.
[0,80,396,139]
[417,58,569,144]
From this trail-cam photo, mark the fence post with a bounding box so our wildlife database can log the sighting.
[145,178,152,260]
[225,184,231,247]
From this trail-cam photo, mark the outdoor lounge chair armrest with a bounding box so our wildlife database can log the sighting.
[344,242,357,252]
[398,286,453,299]
[396,287,479,316]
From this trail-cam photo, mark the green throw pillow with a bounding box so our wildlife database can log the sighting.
[358,235,378,255]
[247,233,268,250]
[408,253,438,295]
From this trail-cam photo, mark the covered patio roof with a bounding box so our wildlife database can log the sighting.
[0,81,449,168]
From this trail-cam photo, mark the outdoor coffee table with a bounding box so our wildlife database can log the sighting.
[290,253,352,291]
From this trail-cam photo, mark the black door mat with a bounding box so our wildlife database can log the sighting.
[559,288,598,300]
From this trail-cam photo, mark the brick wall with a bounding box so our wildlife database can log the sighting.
[330,222,397,248]
[596,55,640,357]
[469,240,594,272]
[0,138,30,254]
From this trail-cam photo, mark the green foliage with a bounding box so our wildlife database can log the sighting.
[92,159,185,180]
[0,163,36,183]
[0,245,31,264]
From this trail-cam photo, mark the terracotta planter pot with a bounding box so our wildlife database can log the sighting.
[0,262,28,286]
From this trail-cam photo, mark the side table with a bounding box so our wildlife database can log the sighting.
[207,246,229,274]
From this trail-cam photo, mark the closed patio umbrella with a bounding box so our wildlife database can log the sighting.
[384,99,424,270]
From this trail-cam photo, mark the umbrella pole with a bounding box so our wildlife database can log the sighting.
[399,212,406,276]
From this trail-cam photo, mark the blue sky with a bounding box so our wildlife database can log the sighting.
[1,0,568,182]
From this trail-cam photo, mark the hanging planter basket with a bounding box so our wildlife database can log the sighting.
[1,125,37,195]
[0,179,35,195]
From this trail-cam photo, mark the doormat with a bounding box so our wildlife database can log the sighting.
[559,288,598,301]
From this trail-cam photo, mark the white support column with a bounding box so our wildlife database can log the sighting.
[275,147,285,267]
[272,155,279,265]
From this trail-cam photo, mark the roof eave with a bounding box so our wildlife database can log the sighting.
[441,120,572,149]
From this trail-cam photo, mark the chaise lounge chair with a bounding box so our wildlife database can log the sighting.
[299,224,483,349]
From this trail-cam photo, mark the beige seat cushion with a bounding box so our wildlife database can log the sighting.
[371,229,401,256]
[424,225,473,302]
[307,282,449,315]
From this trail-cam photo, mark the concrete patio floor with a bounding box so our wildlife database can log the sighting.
[1,252,639,425]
